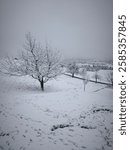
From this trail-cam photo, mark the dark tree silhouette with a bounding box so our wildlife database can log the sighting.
[67,62,79,77]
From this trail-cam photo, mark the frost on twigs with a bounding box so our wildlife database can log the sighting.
[0,33,62,91]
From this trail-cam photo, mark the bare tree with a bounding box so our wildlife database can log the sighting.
[93,68,101,83]
[0,33,61,91]
[67,62,79,77]
[94,71,100,83]
[106,70,113,86]
[80,68,89,91]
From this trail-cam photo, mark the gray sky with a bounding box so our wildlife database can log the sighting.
[0,0,112,60]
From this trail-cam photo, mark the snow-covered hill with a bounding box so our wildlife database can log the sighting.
[0,74,113,150]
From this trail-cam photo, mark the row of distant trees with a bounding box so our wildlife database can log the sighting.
[66,62,113,86]
[80,64,113,71]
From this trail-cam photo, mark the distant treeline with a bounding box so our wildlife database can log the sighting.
[77,64,113,71]
[61,63,113,71]
[61,58,113,71]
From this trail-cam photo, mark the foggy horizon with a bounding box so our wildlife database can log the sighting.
[0,0,113,60]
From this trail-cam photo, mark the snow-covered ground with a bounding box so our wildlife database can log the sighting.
[77,69,113,84]
[0,74,113,150]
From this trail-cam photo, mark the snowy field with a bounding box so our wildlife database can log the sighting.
[0,74,113,150]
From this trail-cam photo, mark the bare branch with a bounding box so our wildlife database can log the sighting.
[0,33,61,91]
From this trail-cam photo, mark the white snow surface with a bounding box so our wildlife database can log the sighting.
[0,74,113,150]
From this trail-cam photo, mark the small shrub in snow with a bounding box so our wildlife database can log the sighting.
[80,125,96,129]
[51,124,73,131]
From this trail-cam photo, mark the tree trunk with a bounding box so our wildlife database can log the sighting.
[96,77,97,83]
[72,73,74,77]
[84,83,86,91]
[40,80,44,91]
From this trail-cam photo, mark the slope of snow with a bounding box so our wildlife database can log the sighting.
[0,74,112,150]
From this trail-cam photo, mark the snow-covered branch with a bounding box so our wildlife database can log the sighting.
[0,33,61,91]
